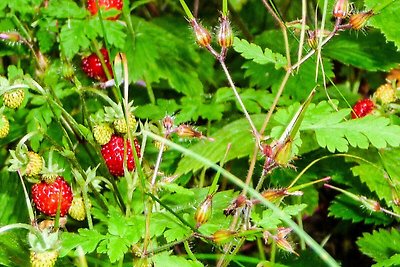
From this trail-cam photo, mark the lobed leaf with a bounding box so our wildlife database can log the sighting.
[233,37,287,69]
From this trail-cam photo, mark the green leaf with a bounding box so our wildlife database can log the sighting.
[106,235,131,263]
[42,0,86,18]
[97,20,127,50]
[135,99,180,121]
[60,20,91,59]
[233,37,287,69]
[60,229,105,257]
[254,204,306,229]
[324,31,400,71]
[364,0,400,50]
[125,17,204,96]
[357,228,400,263]
[152,251,204,267]
[215,87,275,113]
[374,254,400,267]
[328,194,392,225]
[150,212,192,242]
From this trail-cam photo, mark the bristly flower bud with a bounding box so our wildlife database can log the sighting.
[349,10,374,30]
[360,196,381,212]
[333,0,350,19]
[190,19,212,48]
[175,124,204,139]
[162,115,174,133]
[217,15,234,48]
[194,194,213,228]
[211,229,236,244]
[0,31,22,43]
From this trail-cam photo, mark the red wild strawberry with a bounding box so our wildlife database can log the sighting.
[81,48,113,82]
[32,177,73,217]
[101,135,141,176]
[351,98,375,119]
[87,0,123,20]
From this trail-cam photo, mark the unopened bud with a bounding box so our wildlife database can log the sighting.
[333,0,350,19]
[218,16,234,48]
[360,196,381,212]
[211,229,236,244]
[162,115,174,133]
[194,194,213,228]
[190,19,212,48]
[0,32,22,43]
[349,10,374,30]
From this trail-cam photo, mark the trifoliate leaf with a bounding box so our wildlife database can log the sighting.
[233,37,287,69]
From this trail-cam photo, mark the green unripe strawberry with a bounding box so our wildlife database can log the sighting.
[69,196,89,221]
[25,151,44,177]
[30,250,59,267]
[0,115,10,138]
[374,83,397,104]
[93,123,114,145]
[3,89,24,109]
[113,114,137,134]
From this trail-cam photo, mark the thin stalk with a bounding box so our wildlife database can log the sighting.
[219,59,260,142]
[184,240,197,262]
[144,131,339,267]
[144,235,194,256]
[222,0,228,16]
[179,0,195,20]
[297,0,307,70]
[17,170,35,223]
[288,154,382,189]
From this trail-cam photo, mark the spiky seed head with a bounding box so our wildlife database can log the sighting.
[349,10,374,30]
[218,15,234,48]
[69,196,89,221]
[190,19,212,48]
[93,123,114,145]
[30,250,59,267]
[25,151,44,177]
[0,115,10,138]
[3,89,25,109]
[374,83,397,104]
[194,194,213,228]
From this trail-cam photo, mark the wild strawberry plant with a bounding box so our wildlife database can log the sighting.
[1,0,400,266]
